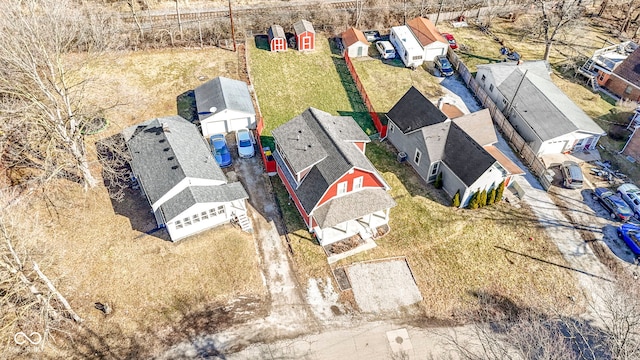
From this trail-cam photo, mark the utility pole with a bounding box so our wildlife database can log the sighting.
[175,0,183,38]
[403,0,407,24]
[435,0,444,26]
[229,0,237,52]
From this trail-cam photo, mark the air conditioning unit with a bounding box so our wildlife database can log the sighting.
[397,152,407,162]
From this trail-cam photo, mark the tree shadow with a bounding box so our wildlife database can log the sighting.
[95,134,170,242]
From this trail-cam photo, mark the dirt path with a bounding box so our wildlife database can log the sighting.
[161,156,316,358]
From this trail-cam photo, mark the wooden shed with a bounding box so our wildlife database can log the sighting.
[293,19,315,51]
[341,27,370,58]
[268,25,287,52]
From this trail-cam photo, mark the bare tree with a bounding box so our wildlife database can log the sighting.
[532,0,586,61]
[0,0,118,190]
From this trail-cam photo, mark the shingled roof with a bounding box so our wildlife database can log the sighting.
[406,17,447,46]
[194,76,255,122]
[341,27,369,47]
[386,86,448,133]
[293,19,315,34]
[613,47,640,88]
[273,108,389,214]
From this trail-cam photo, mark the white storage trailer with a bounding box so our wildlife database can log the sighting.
[389,25,424,69]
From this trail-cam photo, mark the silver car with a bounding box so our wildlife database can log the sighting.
[561,161,583,189]
[618,183,640,217]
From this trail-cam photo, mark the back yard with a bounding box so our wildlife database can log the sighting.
[249,31,583,320]
[28,47,266,357]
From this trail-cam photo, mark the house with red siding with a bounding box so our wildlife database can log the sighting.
[293,19,315,51]
[272,108,396,255]
[581,41,640,100]
[267,24,287,52]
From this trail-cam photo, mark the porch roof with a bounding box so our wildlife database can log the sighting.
[312,188,396,229]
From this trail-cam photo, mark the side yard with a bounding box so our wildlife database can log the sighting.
[250,32,583,321]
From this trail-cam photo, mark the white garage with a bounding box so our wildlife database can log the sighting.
[194,76,257,138]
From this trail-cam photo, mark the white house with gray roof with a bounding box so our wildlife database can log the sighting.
[124,115,250,242]
[476,61,605,156]
[272,108,396,251]
[194,76,256,137]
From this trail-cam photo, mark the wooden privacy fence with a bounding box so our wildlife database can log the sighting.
[447,48,550,189]
[344,54,387,138]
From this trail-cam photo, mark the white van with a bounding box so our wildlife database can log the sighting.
[376,41,396,59]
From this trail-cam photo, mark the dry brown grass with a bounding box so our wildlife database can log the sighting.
[25,47,266,356]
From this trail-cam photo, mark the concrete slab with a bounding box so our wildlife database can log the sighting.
[346,259,423,313]
[386,328,414,354]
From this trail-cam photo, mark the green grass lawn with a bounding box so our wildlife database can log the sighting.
[248,35,375,148]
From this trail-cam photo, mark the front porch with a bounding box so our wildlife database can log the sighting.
[323,224,390,264]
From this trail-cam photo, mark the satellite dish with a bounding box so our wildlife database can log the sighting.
[209,107,217,114]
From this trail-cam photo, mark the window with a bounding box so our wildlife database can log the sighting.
[481,74,486,82]
[183,217,192,226]
[209,208,217,217]
[175,220,183,229]
[599,73,605,81]
[412,55,423,61]
[337,181,347,195]
[428,162,440,182]
[192,214,200,223]
[201,211,208,220]
[625,85,633,95]
[489,84,494,92]
[502,97,507,105]
[353,176,363,191]
[217,205,225,216]
[414,149,422,165]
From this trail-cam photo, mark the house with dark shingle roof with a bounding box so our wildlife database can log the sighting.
[386,87,523,207]
[124,115,250,241]
[193,76,256,137]
[476,61,605,156]
[600,46,640,101]
[272,108,396,254]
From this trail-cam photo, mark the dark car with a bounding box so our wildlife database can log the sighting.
[617,222,640,256]
[209,134,232,168]
[442,33,458,50]
[593,187,634,221]
[434,55,454,76]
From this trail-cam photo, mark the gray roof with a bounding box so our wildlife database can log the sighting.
[194,77,255,122]
[313,188,396,228]
[452,109,497,146]
[442,122,496,187]
[293,19,315,35]
[273,108,383,214]
[481,61,605,141]
[478,60,551,87]
[421,121,451,164]
[268,24,286,39]
[124,116,226,206]
[158,182,248,222]
[387,87,448,133]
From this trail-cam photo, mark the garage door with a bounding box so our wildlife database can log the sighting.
[229,117,250,132]
[204,121,227,137]
[425,47,445,62]
[541,140,567,155]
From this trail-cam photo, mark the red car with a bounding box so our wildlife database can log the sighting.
[442,33,458,50]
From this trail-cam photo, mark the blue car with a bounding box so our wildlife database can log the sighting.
[593,187,634,222]
[618,222,640,256]
[209,134,232,168]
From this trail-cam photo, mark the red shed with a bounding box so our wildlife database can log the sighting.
[267,25,287,52]
[293,19,315,51]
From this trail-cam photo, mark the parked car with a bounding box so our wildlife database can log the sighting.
[560,161,584,189]
[209,134,232,168]
[593,187,634,221]
[236,128,255,158]
[618,183,640,217]
[363,30,381,42]
[442,33,458,49]
[375,40,396,59]
[434,55,454,76]
[617,222,640,256]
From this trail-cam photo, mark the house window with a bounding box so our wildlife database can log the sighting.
[337,181,347,195]
[217,205,225,216]
[414,149,422,165]
[599,73,605,81]
[175,220,183,229]
[353,176,363,191]
[192,214,200,223]
[201,211,208,220]
[481,74,486,82]
[625,85,633,95]
[489,84,494,92]
[209,208,217,217]
[502,97,507,105]
[183,217,192,226]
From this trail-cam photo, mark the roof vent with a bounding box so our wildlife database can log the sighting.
[168,156,175,160]
[171,165,179,170]
[163,147,170,152]
[162,124,171,133]
[159,139,166,143]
